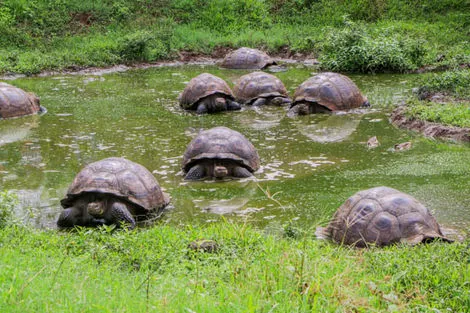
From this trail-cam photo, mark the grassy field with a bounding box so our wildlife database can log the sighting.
[0,0,469,75]
[1,192,469,312]
[1,222,469,312]
[404,69,470,128]
[1,2,469,311]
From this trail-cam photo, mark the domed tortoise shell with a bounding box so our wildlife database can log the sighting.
[292,72,367,111]
[233,71,290,105]
[182,126,260,173]
[0,82,41,119]
[179,73,235,110]
[322,186,449,247]
[61,157,169,213]
[220,47,275,70]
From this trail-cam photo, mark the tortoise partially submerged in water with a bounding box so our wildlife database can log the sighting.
[58,157,170,229]
[220,47,276,70]
[319,186,449,247]
[179,73,241,114]
[233,72,291,106]
[287,72,369,116]
[182,126,260,180]
[0,82,45,119]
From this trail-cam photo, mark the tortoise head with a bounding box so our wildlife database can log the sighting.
[87,201,106,217]
[213,164,229,178]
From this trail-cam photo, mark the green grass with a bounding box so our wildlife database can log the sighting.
[403,69,470,128]
[0,0,469,75]
[0,222,468,312]
[405,100,470,128]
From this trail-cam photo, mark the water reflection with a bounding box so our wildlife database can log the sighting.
[0,115,39,146]
[1,66,469,232]
[234,104,285,130]
[293,113,361,143]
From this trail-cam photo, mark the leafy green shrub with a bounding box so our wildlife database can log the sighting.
[320,20,427,73]
[0,191,18,228]
[118,30,155,61]
[405,99,470,128]
[416,69,470,99]
[172,0,272,34]
[117,21,175,62]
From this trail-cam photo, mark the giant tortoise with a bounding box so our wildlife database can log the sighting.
[0,82,45,119]
[233,71,291,106]
[319,186,450,247]
[182,127,260,180]
[220,47,276,70]
[287,72,369,116]
[179,73,241,114]
[58,157,170,229]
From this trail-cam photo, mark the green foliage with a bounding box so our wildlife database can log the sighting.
[405,99,470,128]
[416,69,470,99]
[0,223,468,311]
[176,0,272,34]
[0,191,18,228]
[0,0,468,74]
[320,20,427,73]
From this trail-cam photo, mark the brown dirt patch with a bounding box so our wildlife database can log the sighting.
[390,106,470,143]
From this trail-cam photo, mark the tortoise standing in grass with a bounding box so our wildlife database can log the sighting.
[233,71,292,106]
[220,47,276,70]
[58,157,170,229]
[182,126,260,180]
[0,82,45,119]
[179,73,241,114]
[318,186,450,247]
[287,72,369,116]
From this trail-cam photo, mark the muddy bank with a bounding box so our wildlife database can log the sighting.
[390,106,470,143]
[0,49,319,81]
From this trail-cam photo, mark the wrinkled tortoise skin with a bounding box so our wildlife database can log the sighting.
[323,186,448,247]
[179,73,235,110]
[233,71,290,105]
[291,72,367,111]
[61,157,169,216]
[220,47,275,70]
[0,82,42,119]
[182,126,260,174]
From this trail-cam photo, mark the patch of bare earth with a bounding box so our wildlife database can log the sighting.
[390,106,470,143]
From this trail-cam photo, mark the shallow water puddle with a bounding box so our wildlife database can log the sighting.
[1,66,469,232]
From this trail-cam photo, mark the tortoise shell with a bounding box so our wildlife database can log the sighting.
[323,186,448,247]
[182,126,260,173]
[0,82,42,119]
[61,157,169,213]
[220,47,275,70]
[233,71,290,105]
[291,72,367,111]
[179,73,234,110]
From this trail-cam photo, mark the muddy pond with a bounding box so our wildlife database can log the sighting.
[1,65,469,232]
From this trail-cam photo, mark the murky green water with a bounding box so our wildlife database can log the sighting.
[1,65,469,232]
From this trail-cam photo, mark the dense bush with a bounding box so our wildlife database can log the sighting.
[416,69,470,99]
[0,0,468,74]
[405,69,470,128]
[405,100,470,128]
[319,20,427,73]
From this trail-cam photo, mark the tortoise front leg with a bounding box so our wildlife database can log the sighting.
[233,166,252,178]
[287,103,309,117]
[57,206,101,228]
[185,164,206,180]
[226,99,241,111]
[196,102,208,114]
[252,98,267,106]
[108,201,136,230]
